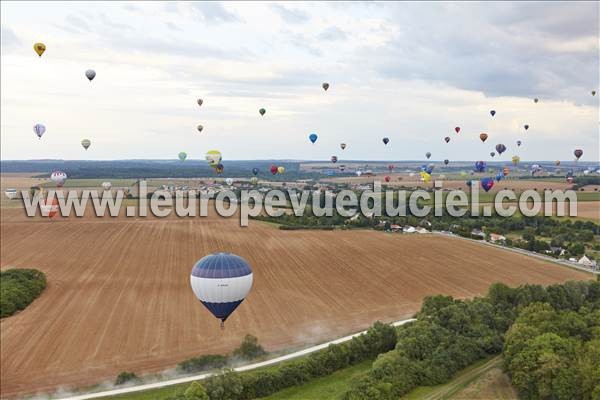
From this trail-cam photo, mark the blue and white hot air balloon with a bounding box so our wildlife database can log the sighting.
[190,252,253,328]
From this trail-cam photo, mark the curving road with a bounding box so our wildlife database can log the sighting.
[59,318,417,400]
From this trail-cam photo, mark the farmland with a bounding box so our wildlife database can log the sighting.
[0,197,593,398]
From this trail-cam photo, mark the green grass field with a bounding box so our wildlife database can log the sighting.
[262,360,372,400]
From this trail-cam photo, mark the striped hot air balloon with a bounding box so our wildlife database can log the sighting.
[190,252,253,328]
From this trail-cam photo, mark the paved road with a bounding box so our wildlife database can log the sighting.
[59,318,417,400]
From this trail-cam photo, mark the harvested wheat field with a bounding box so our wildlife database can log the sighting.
[0,205,593,398]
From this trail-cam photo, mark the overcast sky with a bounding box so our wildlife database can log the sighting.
[1,1,598,161]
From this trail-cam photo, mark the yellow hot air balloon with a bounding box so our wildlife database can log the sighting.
[205,150,222,167]
[277,166,285,174]
[420,171,431,183]
[34,43,46,57]
[511,155,520,166]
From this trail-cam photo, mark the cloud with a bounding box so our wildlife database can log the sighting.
[317,26,347,41]
[165,21,182,31]
[367,2,599,101]
[271,4,310,24]
[97,13,133,31]
[188,2,240,23]
[64,14,92,33]
[0,26,20,50]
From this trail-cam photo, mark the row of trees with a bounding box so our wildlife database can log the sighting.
[0,268,46,318]
[342,279,600,399]
[166,322,397,400]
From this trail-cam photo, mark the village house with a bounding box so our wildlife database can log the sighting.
[489,233,506,243]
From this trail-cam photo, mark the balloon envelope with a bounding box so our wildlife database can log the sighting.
[85,69,96,81]
[252,168,259,176]
[309,133,318,144]
[425,152,431,159]
[197,124,203,133]
[480,133,488,142]
[225,178,233,186]
[455,127,460,133]
[495,144,507,154]
[322,82,329,91]
[34,43,46,57]
[50,171,67,187]
[277,166,285,174]
[259,108,266,116]
[178,152,187,161]
[331,156,338,163]
[474,161,487,173]
[190,252,253,325]
[81,139,91,150]
[205,150,222,166]
[33,124,46,139]
[444,136,450,143]
[574,149,583,159]
[490,110,496,116]
[481,177,494,192]
[197,99,203,107]
[382,137,389,145]
[102,182,112,190]
[340,143,347,150]
[270,165,278,175]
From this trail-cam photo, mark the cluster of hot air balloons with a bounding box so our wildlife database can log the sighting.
[33,42,96,182]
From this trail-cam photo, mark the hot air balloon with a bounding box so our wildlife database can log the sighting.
[33,123,46,139]
[340,143,347,150]
[495,173,503,182]
[534,98,539,103]
[444,159,449,165]
[503,167,510,176]
[388,164,394,172]
[420,171,431,183]
[566,175,574,184]
[197,124,204,133]
[382,137,389,145]
[531,164,542,176]
[455,127,460,133]
[252,168,259,176]
[480,133,488,143]
[356,171,362,177]
[322,82,329,91]
[574,149,583,160]
[178,152,187,161]
[555,160,561,166]
[50,171,67,187]
[85,69,96,81]
[81,139,91,150]
[250,177,258,185]
[33,42,46,57]
[466,180,473,187]
[490,152,496,157]
[474,161,486,173]
[481,177,494,192]
[102,182,112,190]
[384,176,391,182]
[197,98,203,107]
[524,124,529,130]
[517,140,522,147]
[259,108,266,116]
[420,164,433,174]
[40,197,59,219]
[225,178,233,186]
[339,165,346,172]
[592,91,597,96]
[425,152,432,159]
[331,156,338,164]
[309,133,318,144]
[205,150,222,166]
[444,136,450,143]
[512,155,520,166]
[270,165,278,175]
[490,110,496,117]
[215,163,224,174]
[190,252,253,328]
[277,166,285,174]
[495,144,507,155]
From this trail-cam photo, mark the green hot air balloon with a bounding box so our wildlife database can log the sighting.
[178,152,187,161]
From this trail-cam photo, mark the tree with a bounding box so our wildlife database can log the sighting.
[233,334,266,360]
[184,382,208,400]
